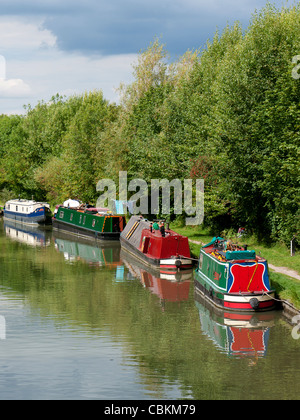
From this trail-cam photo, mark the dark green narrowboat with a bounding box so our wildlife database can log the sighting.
[52,205,126,240]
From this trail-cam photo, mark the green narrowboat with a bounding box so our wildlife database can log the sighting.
[52,204,126,240]
[194,237,276,312]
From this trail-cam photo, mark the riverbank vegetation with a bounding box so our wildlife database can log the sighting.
[0,4,299,251]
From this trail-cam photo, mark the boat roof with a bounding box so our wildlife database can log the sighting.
[6,199,49,206]
[121,215,188,248]
[202,237,259,261]
[63,199,82,207]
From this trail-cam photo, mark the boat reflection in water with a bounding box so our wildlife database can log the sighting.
[121,249,192,307]
[195,290,276,362]
[53,231,122,268]
[3,220,51,247]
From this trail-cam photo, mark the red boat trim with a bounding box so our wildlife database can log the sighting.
[224,300,275,310]
[160,270,178,275]
[160,264,193,269]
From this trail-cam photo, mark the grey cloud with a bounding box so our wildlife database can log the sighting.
[42,0,222,56]
[0,0,288,56]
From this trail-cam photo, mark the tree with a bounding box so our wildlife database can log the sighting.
[212,4,300,242]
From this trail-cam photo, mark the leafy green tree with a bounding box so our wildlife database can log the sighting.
[36,91,117,203]
[213,4,300,242]
[1,4,299,246]
[0,114,23,191]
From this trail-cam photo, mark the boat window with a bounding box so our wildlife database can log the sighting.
[70,213,73,221]
[79,215,82,224]
[92,219,96,227]
[59,211,64,218]
[16,206,18,212]
[83,216,86,225]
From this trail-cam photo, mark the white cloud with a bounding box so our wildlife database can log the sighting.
[0,49,136,113]
[0,53,31,99]
[0,16,138,112]
[12,51,137,101]
[0,78,31,97]
[0,17,57,104]
[0,18,57,51]
[0,0,290,114]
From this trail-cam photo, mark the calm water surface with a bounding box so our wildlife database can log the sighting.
[0,218,299,400]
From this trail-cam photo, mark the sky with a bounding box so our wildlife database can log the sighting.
[0,0,293,115]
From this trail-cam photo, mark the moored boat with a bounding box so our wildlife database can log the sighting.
[120,215,193,273]
[3,199,52,225]
[52,200,126,240]
[194,237,276,312]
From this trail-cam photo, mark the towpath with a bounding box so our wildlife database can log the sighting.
[189,239,300,281]
[268,264,300,281]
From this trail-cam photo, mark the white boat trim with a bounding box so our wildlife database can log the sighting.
[224,292,275,303]
[160,258,193,266]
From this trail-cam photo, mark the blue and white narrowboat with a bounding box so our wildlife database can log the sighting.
[3,199,52,225]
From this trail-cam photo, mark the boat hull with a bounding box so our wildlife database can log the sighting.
[3,208,52,225]
[52,207,125,241]
[120,235,193,273]
[52,218,121,240]
[194,270,276,312]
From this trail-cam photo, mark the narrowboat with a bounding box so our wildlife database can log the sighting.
[52,201,126,240]
[3,199,52,225]
[194,237,276,312]
[120,215,193,273]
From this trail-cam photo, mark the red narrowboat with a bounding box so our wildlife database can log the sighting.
[120,216,193,273]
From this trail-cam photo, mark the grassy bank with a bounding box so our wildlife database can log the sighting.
[171,223,300,311]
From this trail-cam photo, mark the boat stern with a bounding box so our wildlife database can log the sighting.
[160,256,194,273]
[223,290,276,311]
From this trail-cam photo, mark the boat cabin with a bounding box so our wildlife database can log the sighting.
[121,216,192,271]
[198,237,272,294]
[5,199,50,214]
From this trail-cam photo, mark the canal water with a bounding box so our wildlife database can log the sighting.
[0,218,299,400]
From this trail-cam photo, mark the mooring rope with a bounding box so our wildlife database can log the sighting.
[179,254,300,313]
[262,291,300,313]
[179,255,199,262]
